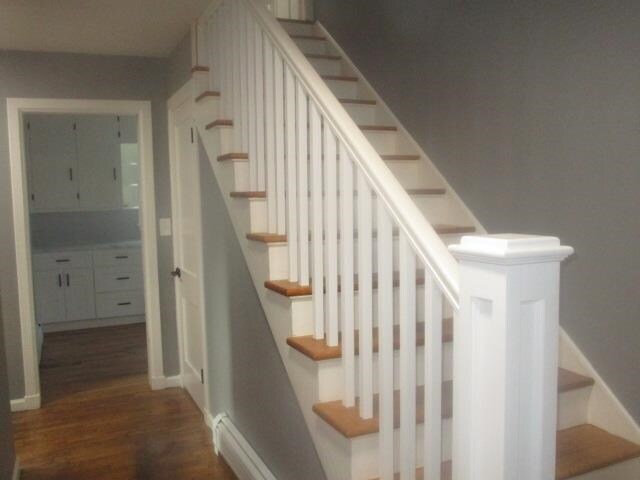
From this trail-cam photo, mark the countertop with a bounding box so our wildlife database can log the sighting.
[32,240,142,255]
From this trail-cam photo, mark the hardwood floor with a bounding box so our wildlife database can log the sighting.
[12,323,237,480]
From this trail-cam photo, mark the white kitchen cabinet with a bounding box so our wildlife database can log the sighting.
[76,115,121,210]
[25,113,141,213]
[63,268,97,322]
[33,270,66,325]
[26,114,79,212]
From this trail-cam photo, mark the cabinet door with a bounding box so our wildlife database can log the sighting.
[26,114,79,212]
[63,268,96,321]
[33,270,66,324]
[76,115,121,210]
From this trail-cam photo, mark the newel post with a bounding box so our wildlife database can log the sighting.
[449,235,573,480]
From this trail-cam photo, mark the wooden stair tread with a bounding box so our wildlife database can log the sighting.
[306,53,341,60]
[195,91,220,102]
[381,154,421,161]
[191,65,209,73]
[205,119,233,129]
[232,188,446,200]
[218,152,249,162]
[322,74,358,82]
[556,424,640,479]
[290,34,326,41]
[249,224,476,247]
[339,98,377,105]
[313,368,593,439]
[230,191,265,198]
[277,17,316,25]
[557,369,595,393]
[265,270,427,298]
[360,124,398,132]
[287,317,454,361]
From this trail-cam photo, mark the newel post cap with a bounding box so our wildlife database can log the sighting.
[449,234,574,265]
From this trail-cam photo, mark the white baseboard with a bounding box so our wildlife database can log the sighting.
[12,457,20,480]
[41,315,145,333]
[149,374,183,390]
[10,394,41,412]
[560,329,640,443]
[210,413,277,480]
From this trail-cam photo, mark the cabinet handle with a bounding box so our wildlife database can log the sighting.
[115,255,129,259]
[58,274,62,287]
[69,168,73,181]
[55,258,70,263]
[116,276,130,280]
[113,168,117,181]
[117,302,132,306]
[66,273,70,287]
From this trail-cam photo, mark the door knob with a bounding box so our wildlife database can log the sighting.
[170,267,181,278]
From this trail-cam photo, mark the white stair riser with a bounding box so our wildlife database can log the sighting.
[325,79,361,99]
[193,71,211,97]
[308,57,345,76]
[569,458,640,480]
[342,103,391,125]
[315,342,455,401]
[279,21,317,37]
[294,38,331,56]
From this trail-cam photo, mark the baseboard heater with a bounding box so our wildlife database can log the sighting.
[211,413,278,480]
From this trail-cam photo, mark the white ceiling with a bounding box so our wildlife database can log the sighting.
[0,0,211,58]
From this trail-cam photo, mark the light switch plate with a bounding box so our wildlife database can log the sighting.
[159,218,172,236]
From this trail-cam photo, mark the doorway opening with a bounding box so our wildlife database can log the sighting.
[7,99,164,410]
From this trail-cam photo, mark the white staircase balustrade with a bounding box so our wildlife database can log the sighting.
[195,1,574,478]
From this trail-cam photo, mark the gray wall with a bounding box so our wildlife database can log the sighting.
[30,210,141,250]
[0,295,16,479]
[199,140,326,480]
[315,0,640,421]
[168,33,193,98]
[0,50,180,398]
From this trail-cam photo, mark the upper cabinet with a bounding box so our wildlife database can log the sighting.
[25,113,140,213]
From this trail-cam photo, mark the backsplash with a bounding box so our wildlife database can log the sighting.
[30,209,140,249]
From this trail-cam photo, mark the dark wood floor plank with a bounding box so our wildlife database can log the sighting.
[12,323,237,480]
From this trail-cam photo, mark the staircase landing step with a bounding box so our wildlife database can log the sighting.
[287,317,454,362]
[313,368,592,439]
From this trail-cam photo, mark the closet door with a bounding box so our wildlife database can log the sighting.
[76,115,121,210]
[26,114,79,212]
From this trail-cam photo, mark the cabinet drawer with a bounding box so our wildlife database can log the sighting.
[94,269,143,293]
[92,248,141,268]
[95,291,144,318]
[33,251,92,271]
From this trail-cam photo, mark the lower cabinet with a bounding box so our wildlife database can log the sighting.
[33,246,144,326]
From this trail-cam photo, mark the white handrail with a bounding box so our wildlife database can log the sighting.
[242,0,461,309]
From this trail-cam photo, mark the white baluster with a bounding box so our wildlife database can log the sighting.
[231,1,242,150]
[357,170,373,419]
[309,102,324,339]
[324,126,338,346]
[274,50,286,235]
[377,203,394,480]
[296,81,309,286]
[254,23,266,193]
[264,37,277,233]
[222,2,232,119]
[284,66,298,282]
[424,274,443,480]
[245,11,256,190]
[339,143,355,407]
[399,232,416,479]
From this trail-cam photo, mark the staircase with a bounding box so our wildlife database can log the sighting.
[190,1,640,479]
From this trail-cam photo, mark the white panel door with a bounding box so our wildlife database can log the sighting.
[76,115,121,210]
[172,102,207,410]
[63,268,96,322]
[33,270,66,325]
[26,114,79,212]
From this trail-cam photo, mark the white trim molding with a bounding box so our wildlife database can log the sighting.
[210,413,277,480]
[12,457,20,480]
[10,394,41,412]
[6,98,165,406]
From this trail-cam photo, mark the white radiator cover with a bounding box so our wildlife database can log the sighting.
[211,413,278,480]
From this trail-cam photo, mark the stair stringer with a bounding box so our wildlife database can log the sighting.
[195,106,358,480]
[307,19,640,451]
